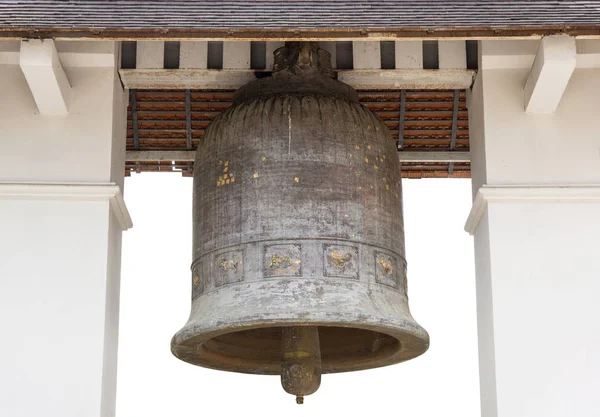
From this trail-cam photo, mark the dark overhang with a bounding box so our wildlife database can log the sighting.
[1,0,600,40]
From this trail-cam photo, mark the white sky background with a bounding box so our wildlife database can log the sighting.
[117,174,480,417]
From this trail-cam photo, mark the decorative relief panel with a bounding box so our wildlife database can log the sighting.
[323,244,359,279]
[375,252,400,289]
[215,250,244,287]
[263,244,302,277]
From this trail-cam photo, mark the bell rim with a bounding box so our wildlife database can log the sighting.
[171,315,429,375]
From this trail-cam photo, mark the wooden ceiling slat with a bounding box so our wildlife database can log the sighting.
[126,89,471,178]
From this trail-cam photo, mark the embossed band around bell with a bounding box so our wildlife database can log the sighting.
[171,42,429,402]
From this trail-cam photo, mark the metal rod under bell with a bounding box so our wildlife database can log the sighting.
[280,326,322,404]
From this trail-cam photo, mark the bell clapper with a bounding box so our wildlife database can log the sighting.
[281,326,322,404]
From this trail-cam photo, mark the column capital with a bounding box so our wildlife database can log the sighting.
[0,182,132,230]
[465,184,600,235]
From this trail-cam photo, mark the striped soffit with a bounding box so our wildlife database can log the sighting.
[125,89,471,179]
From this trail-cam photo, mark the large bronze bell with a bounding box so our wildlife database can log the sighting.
[172,42,429,403]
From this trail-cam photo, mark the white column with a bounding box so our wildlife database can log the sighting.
[0,40,131,417]
[467,39,600,417]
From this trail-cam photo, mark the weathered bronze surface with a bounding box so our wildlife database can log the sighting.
[172,42,429,402]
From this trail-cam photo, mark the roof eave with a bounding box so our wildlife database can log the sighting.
[2,26,600,41]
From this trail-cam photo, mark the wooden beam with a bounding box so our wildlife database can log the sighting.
[127,150,195,161]
[126,150,470,163]
[448,89,461,174]
[130,89,139,150]
[119,68,257,89]
[185,90,192,150]
[397,90,406,150]
[398,152,470,163]
[524,35,576,113]
[120,68,475,90]
[19,39,71,115]
[337,69,475,90]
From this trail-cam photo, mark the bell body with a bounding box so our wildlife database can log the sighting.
[172,43,428,378]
